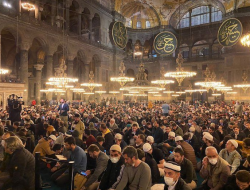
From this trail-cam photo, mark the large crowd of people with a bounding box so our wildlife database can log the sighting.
[0,98,250,190]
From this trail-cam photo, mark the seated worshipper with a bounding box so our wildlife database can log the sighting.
[163,125,172,141]
[146,136,165,175]
[83,144,109,190]
[124,122,143,144]
[133,134,145,150]
[201,132,221,160]
[140,126,152,137]
[85,129,97,148]
[208,126,221,143]
[58,121,67,134]
[108,118,118,130]
[152,120,164,144]
[236,138,250,158]
[98,145,125,190]
[199,146,231,190]
[162,161,191,190]
[8,121,19,133]
[115,146,152,190]
[94,136,105,152]
[89,122,99,138]
[219,139,241,174]
[173,147,197,189]
[187,127,200,156]
[0,136,35,190]
[72,130,86,150]
[179,120,189,134]
[51,137,87,186]
[244,121,250,139]
[33,135,57,167]
[239,155,250,172]
[161,131,177,156]
[216,125,227,142]
[99,123,114,154]
[71,113,85,139]
[175,136,197,170]
[231,125,246,141]
[224,170,250,190]
[143,143,161,184]
[171,123,184,137]
[114,133,127,150]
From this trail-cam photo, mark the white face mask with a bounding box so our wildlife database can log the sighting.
[208,158,218,165]
[164,176,175,186]
[1,140,4,147]
[110,157,119,164]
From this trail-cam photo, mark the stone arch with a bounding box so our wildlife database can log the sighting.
[81,7,91,36]
[125,39,133,56]
[1,28,20,81]
[127,68,135,78]
[73,50,86,82]
[169,0,226,28]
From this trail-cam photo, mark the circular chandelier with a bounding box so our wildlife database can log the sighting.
[21,2,35,11]
[110,61,134,87]
[234,72,250,93]
[163,91,175,94]
[81,71,102,92]
[241,33,250,47]
[151,80,174,88]
[0,69,9,75]
[164,53,196,86]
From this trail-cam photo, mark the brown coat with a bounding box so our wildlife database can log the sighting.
[33,138,55,157]
[180,141,197,170]
[200,156,230,190]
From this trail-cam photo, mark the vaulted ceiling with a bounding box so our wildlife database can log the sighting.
[113,0,250,28]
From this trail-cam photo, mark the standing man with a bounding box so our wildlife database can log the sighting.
[162,103,170,116]
[58,99,69,128]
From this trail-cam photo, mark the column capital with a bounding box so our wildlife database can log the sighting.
[34,64,44,71]
[20,42,31,51]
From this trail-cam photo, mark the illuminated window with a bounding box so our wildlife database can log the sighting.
[178,5,222,28]
[137,21,141,29]
[146,21,151,28]
[127,20,132,27]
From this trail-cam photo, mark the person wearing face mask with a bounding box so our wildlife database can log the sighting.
[115,146,151,190]
[71,113,85,139]
[98,145,125,190]
[163,161,191,190]
[83,144,109,190]
[199,146,231,190]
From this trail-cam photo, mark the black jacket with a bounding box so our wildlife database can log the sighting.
[3,148,35,190]
[99,157,125,190]
[152,127,164,144]
[164,177,192,190]
[124,129,143,145]
[102,132,114,154]
[174,158,197,183]
[145,153,160,184]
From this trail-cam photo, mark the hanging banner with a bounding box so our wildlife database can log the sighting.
[217,18,243,47]
[111,21,128,49]
[153,31,177,55]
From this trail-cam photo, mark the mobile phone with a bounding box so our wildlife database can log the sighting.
[169,151,173,154]
[81,171,87,176]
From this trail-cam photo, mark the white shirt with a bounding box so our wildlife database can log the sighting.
[168,180,178,190]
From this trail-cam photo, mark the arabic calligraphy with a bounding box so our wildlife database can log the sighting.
[218,18,242,47]
[112,22,127,49]
[154,31,177,55]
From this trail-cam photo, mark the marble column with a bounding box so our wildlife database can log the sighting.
[89,18,92,40]
[46,55,53,100]
[84,64,90,82]
[20,49,29,104]
[65,1,70,33]
[78,14,82,36]
[34,64,44,105]
[35,1,39,20]
[51,0,57,26]
[67,58,74,77]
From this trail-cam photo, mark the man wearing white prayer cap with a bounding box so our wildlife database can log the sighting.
[219,139,241,174]
[163,161,191,190]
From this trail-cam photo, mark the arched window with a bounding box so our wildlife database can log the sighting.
[178,5,222,28]
[146,21,151,28]
[137,21,142,29]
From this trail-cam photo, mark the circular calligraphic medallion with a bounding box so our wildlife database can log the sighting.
[111,22,128,49]
[218,18,243,47]
[153,31,177,55]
